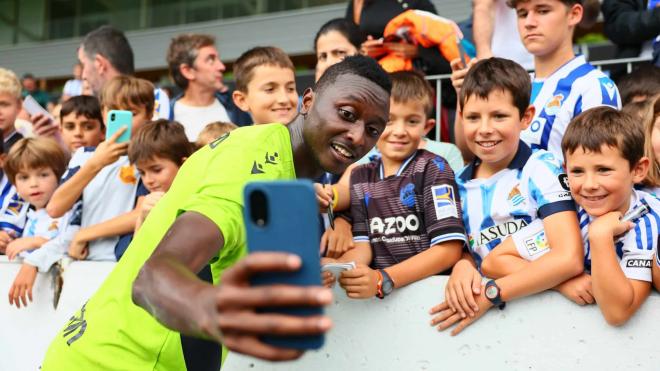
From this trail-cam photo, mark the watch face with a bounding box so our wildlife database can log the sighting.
[383,279,394,294]
[485,285,498,300]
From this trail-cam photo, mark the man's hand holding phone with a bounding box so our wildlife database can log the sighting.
[200,252,333,361]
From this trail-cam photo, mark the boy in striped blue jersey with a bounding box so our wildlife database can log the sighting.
[562,107,657,325]
[510,0,621,158]
[430,58,583,335]
[453,0,620,162]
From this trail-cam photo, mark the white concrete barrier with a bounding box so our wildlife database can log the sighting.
[0,257,115,371]
[1,257,658,371]
[225,277,660,371]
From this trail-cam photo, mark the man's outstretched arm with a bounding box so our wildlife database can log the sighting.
[132,211,333,361]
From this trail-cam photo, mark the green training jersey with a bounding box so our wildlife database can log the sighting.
[42,124,296,371]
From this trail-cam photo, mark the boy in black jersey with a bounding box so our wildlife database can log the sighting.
[325,72,467,299]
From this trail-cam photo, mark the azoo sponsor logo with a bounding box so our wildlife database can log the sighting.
[474,219,529,246]
[370,215,420,235]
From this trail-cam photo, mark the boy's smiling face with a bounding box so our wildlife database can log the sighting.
[515,0,582,58]
[462,89,533,175]
[565,144,648,217]
[234,64,298,125]
[377,99,429,164]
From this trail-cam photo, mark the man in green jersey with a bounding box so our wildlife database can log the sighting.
[42,55,391,370]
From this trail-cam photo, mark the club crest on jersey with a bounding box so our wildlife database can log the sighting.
[119,165,137,184]
[545,94,564,116]
[48,220,59,231]
[431,185,458,220]
[508,185,526,208]
[400,183,416,208]
[5,199,24,216]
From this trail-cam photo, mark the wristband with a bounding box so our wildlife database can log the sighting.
[331,186,339,209]
[376,269,384,298]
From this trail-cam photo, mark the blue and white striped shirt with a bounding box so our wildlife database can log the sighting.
[521,55,621,159]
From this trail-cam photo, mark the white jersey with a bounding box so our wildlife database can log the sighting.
[491,0,534,70]
[521,55,621,158]
[579,189,659,282]
[19,208,74,269]
[23,204,80,272]
[153,87,170,120]
[61,147,143,261]
[456,142,574,266]
[173,99,231,141]
[0,173,28,236]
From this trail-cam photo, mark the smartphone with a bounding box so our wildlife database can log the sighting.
[23,95,54,121]
[457,37,469,68]
[243,180,324,350]
[106,110,132,144]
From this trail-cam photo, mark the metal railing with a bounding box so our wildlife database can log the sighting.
[424,55,654,141]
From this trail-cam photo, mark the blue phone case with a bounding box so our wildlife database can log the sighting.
[106,110,132,144]
[243,180,324,350]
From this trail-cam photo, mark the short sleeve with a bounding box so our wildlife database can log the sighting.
[178,193,245,266]
[526,151,575,218]
[618,206,659,282]
[422,156,466,247]
[576,76,621,115]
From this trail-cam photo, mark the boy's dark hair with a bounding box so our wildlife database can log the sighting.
[315,55,392,95]
[561,106,643,169]
[81,25,134,75]
[459,58,530,118]
[4,138,69,185]
[507,0,582,7]
[313,18,365,52]
[128,119,194,166]
[617,65,660,106]
[390,70,434,116]
[60,95,104,129]
[166,33,216,90]
[100,76,155,115]
[233,46,295,93]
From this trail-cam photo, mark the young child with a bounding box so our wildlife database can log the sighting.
[0,67,25,152]
[46,75,153,261]
[128,119,194,231]
[640,95,660,196]
[358,71,464,172]
[231,46,298,125]
[59,95,105,153]
[453,0,620,161]
[4,138,70,308]
[561,107,658,325]
[429,58,583,335]
[322,80,467,299]
[0,69,30,253]
[195,121,237,148]
[318,71,464,258]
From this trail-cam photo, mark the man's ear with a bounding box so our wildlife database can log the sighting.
[94,54,109,76]
[423,118,436,136]
[520,105,535,130]
[179,63,195,81]
[300,87,315,115]
[0,153,6,168]
[632,157,650,184]
[232,90,250,113]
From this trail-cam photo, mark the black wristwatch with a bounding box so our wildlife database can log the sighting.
[378,269,394,299]
[484,280,506,310]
